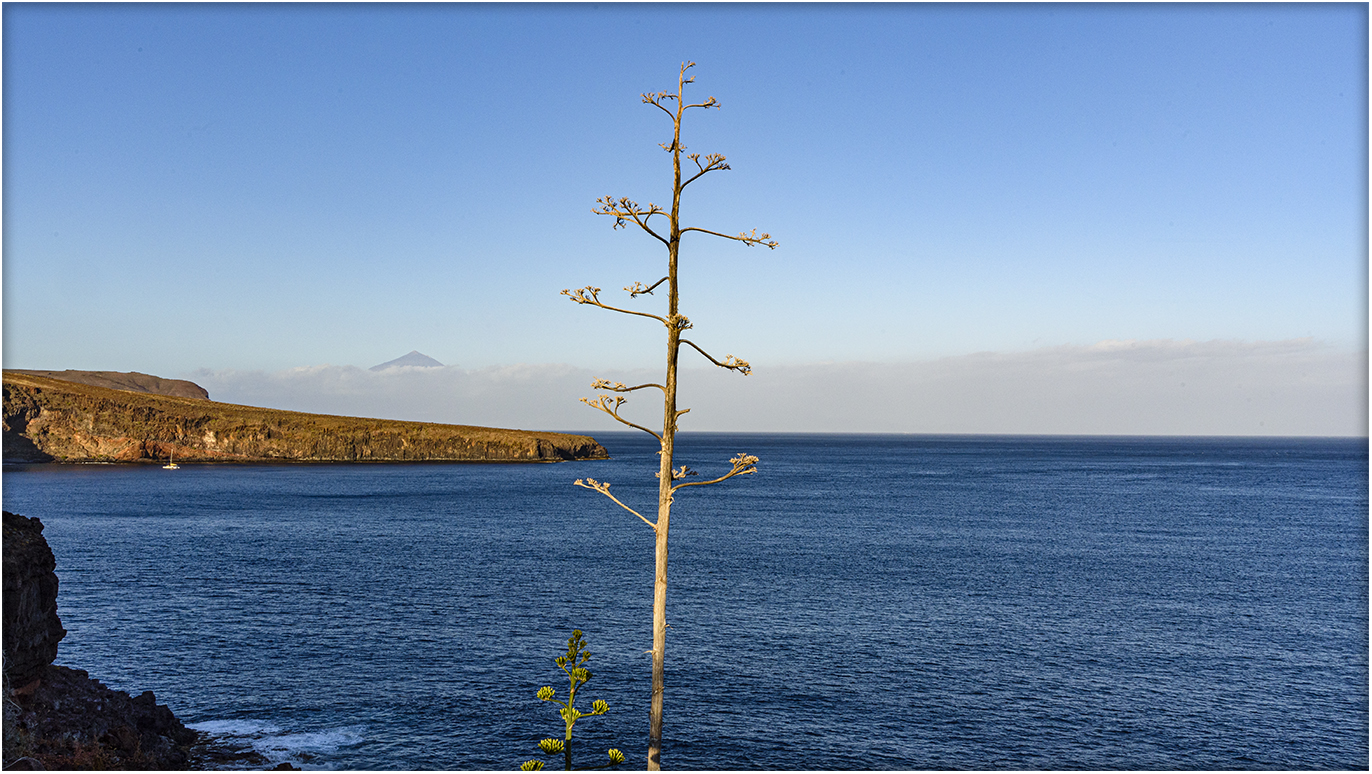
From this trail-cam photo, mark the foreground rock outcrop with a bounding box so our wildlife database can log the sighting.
[2,513,66,691]
[2,511,197,770]
[5,666,199,770]
[4,371,608,464]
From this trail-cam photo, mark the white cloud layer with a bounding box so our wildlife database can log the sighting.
[190,338,1367,437]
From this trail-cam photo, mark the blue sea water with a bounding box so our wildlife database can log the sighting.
[2,433,1367,770]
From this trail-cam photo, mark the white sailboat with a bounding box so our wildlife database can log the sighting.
[163,449,180,470]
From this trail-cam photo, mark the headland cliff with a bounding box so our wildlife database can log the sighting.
[3,371,608,464]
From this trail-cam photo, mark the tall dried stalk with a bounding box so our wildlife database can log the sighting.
[563,61,776,770]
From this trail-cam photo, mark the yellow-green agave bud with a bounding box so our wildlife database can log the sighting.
[607,749,625,764]
[536,686,555,701]
[538,738,564,754]
[591,700,609,714]
[559,707,583,721]
[520,760,544,771]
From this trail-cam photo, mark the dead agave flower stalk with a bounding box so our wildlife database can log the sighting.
[562,61,776,771]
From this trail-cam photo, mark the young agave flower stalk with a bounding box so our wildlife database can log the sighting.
[520,630,625,771]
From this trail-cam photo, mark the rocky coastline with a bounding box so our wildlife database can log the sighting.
[4,371,609,464]
[2,511,293,771]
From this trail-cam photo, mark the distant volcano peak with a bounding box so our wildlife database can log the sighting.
[370,351,444,371]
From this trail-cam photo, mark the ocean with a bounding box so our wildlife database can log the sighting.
[2,433,1367,770]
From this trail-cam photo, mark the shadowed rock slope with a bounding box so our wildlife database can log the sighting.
[3,371,608,464]
[2,513,66,692]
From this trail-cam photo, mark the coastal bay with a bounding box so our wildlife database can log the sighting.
[3,433,1365,769]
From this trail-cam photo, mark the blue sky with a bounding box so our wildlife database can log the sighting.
[3,4,1366,434]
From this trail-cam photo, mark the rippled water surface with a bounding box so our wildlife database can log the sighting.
[3,434,1367,769]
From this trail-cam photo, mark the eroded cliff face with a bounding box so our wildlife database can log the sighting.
[1,512,65,690]
[3,372,609,464]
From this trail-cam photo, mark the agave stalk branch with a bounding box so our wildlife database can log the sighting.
[562,286,668,325]
[574,478,658,531]
[678,339,751,375]
[579,396,662,441]
[625,277,670,297]
[594,197,669,246]
[591,379,666,394]
[678,226,779,249]
[671,454,758,493]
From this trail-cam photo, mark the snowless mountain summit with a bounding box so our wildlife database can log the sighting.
[369,351,445,371]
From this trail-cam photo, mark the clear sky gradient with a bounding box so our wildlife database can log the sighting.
[3,4,1367,434]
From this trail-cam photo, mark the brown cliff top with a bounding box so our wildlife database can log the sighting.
[3,371,609,464]
[6,369,210,400]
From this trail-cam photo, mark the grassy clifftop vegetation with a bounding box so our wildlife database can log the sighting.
[6,369,210,400]
[3,372,608,464]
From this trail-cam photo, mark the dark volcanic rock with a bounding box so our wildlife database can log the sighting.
[2,512,65,690]
[6,666,197,770]
[2,511,197,770]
